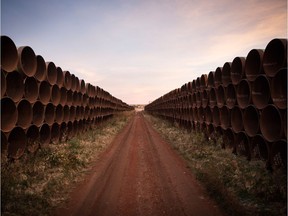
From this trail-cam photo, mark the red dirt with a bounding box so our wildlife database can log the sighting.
[56,112,224,216]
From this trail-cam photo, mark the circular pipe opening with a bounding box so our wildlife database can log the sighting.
[243,105,259,137]
[245,49,264,81]
[32,101,45,127]
[252,75,271,109]
[1,97,18,132]
[271,68,287,109]
[212,106,220,126]
[51,84,61,105]
[197,107,205,123]
[56,66,64,87]
[8,127,26,159]
[196,77,201,92]
[16,99,32,129]
[46,62,57,85]
[196,91,201,108]
[69,106,76,121]
[260,105,283,142]
[75,76,80,92]
[236,79,251,109]
[214,67,222,88]
[216,85,225,108]
[35,55,46,82]
[205,107,212,124]
[17,46,37,77]
[221,62,232,87]
[71,74,76,91]
[39,123,51,147]
[64,71,72,90]
[26,125,40,153]
[6,71,24,102]
[191,80,196,92]
[80,79,86,94]
[59,87,67,106]
[38,81,51,105]
[231,57,246,85]
[1,70,6,97]
[51,122,60,144]
[201,90,209,108]
[1,35,18,72]
[263,38,287,77]
[44,103,55,126]
[220,106,230,129]
[231,106,243,133]
[24,77,39,103]
[207,71,215,90]
[226,83,236,109]
[200,74,208,91]
[66,90,73,106]
[55,104,63,123]
[63,105,70,123]
[73,120,78,136]
[209,88,217,108]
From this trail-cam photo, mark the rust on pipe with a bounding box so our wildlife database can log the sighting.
[226,83,237,109]
[38,80,51,105]
[1,97,18,132]
[75,76,80,92]
[55,104,63,123]
[56,66,64,87]
[243,105,260,137]
[200,74,208,91]
[245,49,264,81]
[80,79,86,94]
[251,75,271,109]
[8,127,26,159]
[44,103,55,126]
[231,57,246,85]
[35,55,46,82]
[214,67,222,88]
[207,71,215,90]
[24,76,39,103]
[209,87,217,108]
[51,84,61,105]
[250,135,269,161]
[191,80,196,92]
[63,71,72,90]
[263,38,287,77]
[69,106,76,121]
[17,46,37,77]
[221,62,232,87]
[60,87,67,106]
[39,123,51,147]
[51,122,60,143]
[32,101,45,127]
[220,106,230,130]
[1,131,8,156]
[260,105,283,142]
[271,68,287,109]
[236,79,251,109]
[46,62,57,85]
[231,106,243,133]
[216,85,225,108]
[212,106,220,126]
[204,107,212,124]
[195,77,201,92]
[26,125,40,153]
[66,90,73,106]
[197,107,205,123]
[196,91,201,108]
[1,35,18,72]
[192,93,196,108]
[6,71,24,102]
[201,90,209,108]
[71,73,76,91]
[1,69,6,97]
[63,105,70,123]
[16,99,32,129]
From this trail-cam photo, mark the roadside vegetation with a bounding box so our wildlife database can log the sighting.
[144,113,287,216]
[1,111,134,216]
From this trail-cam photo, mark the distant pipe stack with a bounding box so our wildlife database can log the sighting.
[1,35,133,160]
[145,38,287,170]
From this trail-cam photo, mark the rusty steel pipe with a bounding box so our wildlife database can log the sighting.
[38,80,51,105]
[221,62,232,87]
[1,131,8,156]
[236,79,251,109]
[197,107,205,123]
[39,123,51,147]
[16,99,32,129]
[55,104,64,123]
[51,122,60,143]
[51,84,61,105]
[66,90,73,106]
[34,55,46,82]
[75,76,80,92]
[271,68,287,109]
[80,79,86,94]
[32,101,45,127]
[1,69,6,97]
[250,135,269,161]
[69,106,76,121]
[207,71,215,90]
[231,106,243,133]
[44,103,55,126]
[72,91,79,106]
[201,90,209,108]
[231,57,246,85]
[196,77,201,92]
[214,67,222,88]
[251,75,271,109]
[63,71,72,90]
[243,105,260,137]
[71,74,76,91]
[216,85,225,108]
[46,62,57,85]
[191,80,196,92]
[200,74,208,91]
[8,127,26,159]
[260,105,283,142]
[245,49,264,81]
[6,71,24,102]
[196,91,201,108]
[212,106,220,126]
[26,125,40,153]
[56,66,64,87]
[63,105,70,123]
[263,38,287,77]
[24,76,39,103]
[59,87,67,106]
[17,46,37,77]
[204,107,212,124]
[209,87,217,108]
[220,106,230,130]
[1,35,18,72]
[226,83,237,109]
[1,97,18,132]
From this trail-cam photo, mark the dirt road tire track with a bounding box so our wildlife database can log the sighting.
[56,112,224,216]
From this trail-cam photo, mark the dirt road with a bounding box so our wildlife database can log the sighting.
[56,112,224,216]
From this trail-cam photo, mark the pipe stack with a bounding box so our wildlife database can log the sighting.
[1,35,133,160]
[145,38,287,170]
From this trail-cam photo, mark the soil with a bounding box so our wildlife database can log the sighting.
[56,112,224,216]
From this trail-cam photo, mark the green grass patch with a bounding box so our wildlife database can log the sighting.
[144,113,287,216]
[1,111,134,216]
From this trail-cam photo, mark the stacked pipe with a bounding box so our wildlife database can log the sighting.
[1,35,133,160]
[145,38,287,170]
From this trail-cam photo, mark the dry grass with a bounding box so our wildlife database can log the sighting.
[144,113,287,216]
[1,111,134,216]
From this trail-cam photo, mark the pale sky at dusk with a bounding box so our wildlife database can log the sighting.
[1,0,287,104]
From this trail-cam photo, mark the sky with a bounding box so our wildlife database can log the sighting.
[1,0,287,104]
